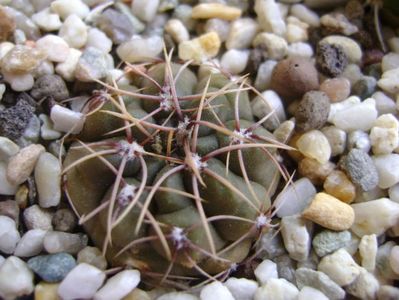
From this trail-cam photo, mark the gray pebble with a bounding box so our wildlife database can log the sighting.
[0,200,19,225]
[377,285,399,300]
[75,47,108,82]
[95,8,142,44]
[52,208,77,232]
[275,254,297,285]
[352,76,377,100]
[0,99,35,141]
[256,229,286,259]
[364,63,382,80]
[30,74,69,101]
[343,148,379,192]
[295,267,345,300]
[27,253,76,282]
[295,91,331,132]
[312,230,352,257]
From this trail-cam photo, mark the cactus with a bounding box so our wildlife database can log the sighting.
[63,54,290,287]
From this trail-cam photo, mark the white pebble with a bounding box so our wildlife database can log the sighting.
[131,0,160,22]
[94,270,140,300]
[342,64,363,86]
[281,215,312,262]
[200,281,234,300]
[254,259,278,285]
[351,198,399,236]
[59,14,88,49]
[254,0,286,36]
[224,277,258,300]
[0,256,34,300]
[58,263,106,300]
[298,287,328,300]
[86,28,112,53]
[220,49,249,75]
[389,183,399,203]
[23,204,53,231]
[165,19,190,43]
[297,130,331,164]
[253,32,287,60]
[318,248,360,286]
[286,16,308,43]
[287,42,314,58]
[14,229,46,257]
[291,4,320,27]
[158,292,199,300]
[382,52,399,72]
[2,71,34,92]
[0,216,20,254]
[372,91,396,115]
[373,154,399,189]
[44,231,86,254]
[378,67,399,94]
[36,34,70,63]
[226,18,259,49]
[320,35,362,64]
[254,278,299,300]
[39,114,62,140]
[117,35,163,63]
[359,234,377,271]
[35,152,61,208]
[251,90,286,131]
[0,137,20,162]
[51,0,90,20]
[329,97,377,132]
[50,104,85,134]
[254,60,277,91]
[55,48,82,81]
[31,8,62,31]
[33,60,55,78]
[0,42,14,60]
[345,267,380,299]
[370,114,399,155]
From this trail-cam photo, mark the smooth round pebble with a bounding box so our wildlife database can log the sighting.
[14,229,46,257]
[296,130,331,164]
[58,263,106,300]
[220,49,249,75]
[94,270,140,300]
[254,259,278,285]
[77,246,107,270]
[35,152,61,208]
[270,57,319,101]
[320,78,351,103]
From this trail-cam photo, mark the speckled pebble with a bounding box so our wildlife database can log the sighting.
[28,253,76,283]
[312,230,352,257]
[295,91,330,132]
[316,43,348,77]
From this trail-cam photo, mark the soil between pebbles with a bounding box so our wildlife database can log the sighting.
[1,0,399,299]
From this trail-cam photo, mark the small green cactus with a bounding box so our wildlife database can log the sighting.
[63,54,289,287]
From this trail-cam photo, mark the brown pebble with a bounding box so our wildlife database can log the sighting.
[320,78,351,103]
[270,57,319,102]
[52,208,78,232]
[295,91,331,132]
[298,157,335,186]
[324,170,356,204]
[0,7,15,42]
[302,192,355,231]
